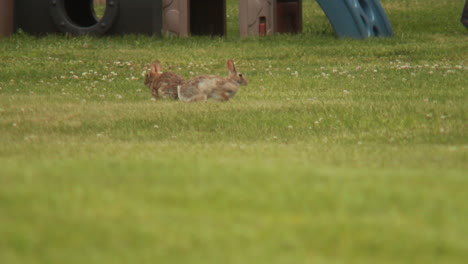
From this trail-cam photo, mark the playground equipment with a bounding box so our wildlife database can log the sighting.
[462,0,468,29]
[0,0,14,37]
[10,0,393,38]
[240,0,302,37]
[316,0,393,38]
[240,0,392,38]
[14,0,163,36]
[162,0,226,36]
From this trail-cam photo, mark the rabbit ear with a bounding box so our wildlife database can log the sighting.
[152,60,162,74]
[227,59,237,77]
[148,63,156,74]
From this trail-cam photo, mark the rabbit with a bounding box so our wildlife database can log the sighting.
[144,60,185,100]
[178,59,248,102]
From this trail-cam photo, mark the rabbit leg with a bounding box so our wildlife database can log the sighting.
[210,91,230,102]
[189,94,208,102]
[158,84,167,98]
[151,86,159,98]
[158,84,175,99]
[220,92,230,101]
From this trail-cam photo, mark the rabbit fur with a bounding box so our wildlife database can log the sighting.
[178,59,248,102]
[144,60,185,100]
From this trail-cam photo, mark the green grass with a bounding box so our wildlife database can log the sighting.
[93,1,106,19]
[0,0,467,263]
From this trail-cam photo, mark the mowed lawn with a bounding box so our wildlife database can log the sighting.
[0,0,467,263]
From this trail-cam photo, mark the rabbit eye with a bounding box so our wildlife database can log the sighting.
[238,73,243,78]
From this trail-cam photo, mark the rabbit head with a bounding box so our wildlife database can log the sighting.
[144,60,162,87]
[227,59,248,86]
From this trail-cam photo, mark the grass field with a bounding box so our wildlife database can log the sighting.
[0,0,467,263]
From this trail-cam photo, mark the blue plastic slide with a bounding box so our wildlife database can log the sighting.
[316,0,393,38]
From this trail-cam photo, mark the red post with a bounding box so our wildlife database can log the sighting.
[259,16,267,36]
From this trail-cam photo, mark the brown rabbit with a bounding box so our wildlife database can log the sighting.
[178,59,248,102]
[144,60,185,99]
